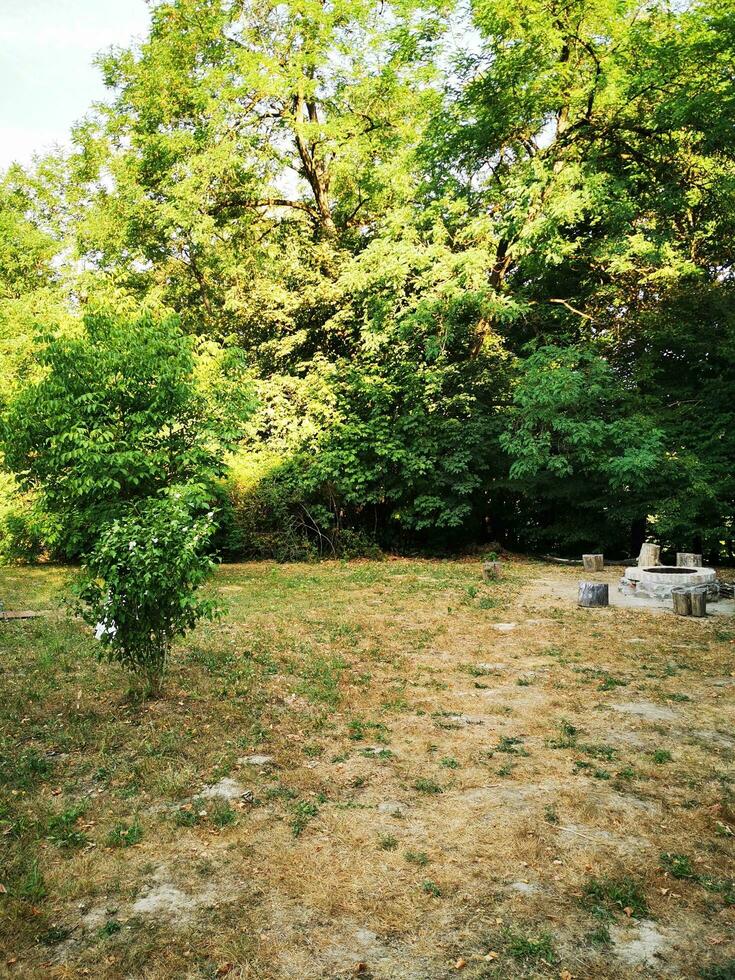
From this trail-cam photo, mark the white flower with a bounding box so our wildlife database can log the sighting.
[128,540,137,550]
[152,537,158,544]
[207,511,214,519]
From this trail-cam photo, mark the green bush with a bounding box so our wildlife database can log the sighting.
[0,475,45,563]
[216,451,317,561]
[216,450,382,561]
[1,312,250,559]
[74,492,219,694]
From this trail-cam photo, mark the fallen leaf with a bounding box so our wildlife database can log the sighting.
[454,957,467,970]
[216,965,233,977]
[0,884,7,894]
[560,971,574,980]
[623,906,633,917]
[485,951,499,961]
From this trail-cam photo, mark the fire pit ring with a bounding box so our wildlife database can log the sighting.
[620,565,718,601]
[643,566,698,575]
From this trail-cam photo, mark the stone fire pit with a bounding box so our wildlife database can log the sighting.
[620,565,718,601]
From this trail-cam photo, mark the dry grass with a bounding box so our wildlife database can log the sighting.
[1,556,734,979]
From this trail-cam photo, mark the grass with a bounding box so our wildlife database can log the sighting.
[504,928,557,963]
[582,874,649,918]
[107,817,143,847]
[46,803,89,850]
[413,777,443,794]
[0,556,733,977]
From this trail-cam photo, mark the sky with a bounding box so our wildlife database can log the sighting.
[0,0,150,169]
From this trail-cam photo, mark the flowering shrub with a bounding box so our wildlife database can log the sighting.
[74,491,218,694]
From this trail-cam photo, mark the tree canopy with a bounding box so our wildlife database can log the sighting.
[2,0,734,560]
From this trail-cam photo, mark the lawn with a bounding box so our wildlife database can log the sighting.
[1,558,734,979]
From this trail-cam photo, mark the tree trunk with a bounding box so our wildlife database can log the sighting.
[292,93,337,238]
[690,590,707,617]
[672,588,691,616]
[677,553,702,568]
[578,582,609,607]
[582,554,603,571]
[638,543,660,567]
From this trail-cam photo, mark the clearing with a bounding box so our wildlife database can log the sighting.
[1,558,734,979]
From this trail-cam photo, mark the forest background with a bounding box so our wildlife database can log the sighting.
[1,0,734,564]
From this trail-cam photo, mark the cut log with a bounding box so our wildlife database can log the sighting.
[482,561,502,582]
[638,543,660,567]
[582,554,604,572]
[690,589,707,617]
[578,582,609,607]
[677,552,702,568]
[672,588,691,616]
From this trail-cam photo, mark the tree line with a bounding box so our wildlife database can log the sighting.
[2,0,734,564]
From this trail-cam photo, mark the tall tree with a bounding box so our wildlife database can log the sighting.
[424,0,735,553]
[70,0,445,339]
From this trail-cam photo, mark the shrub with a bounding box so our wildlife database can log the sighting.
[216,450,319,561]
[74,492,219,694]
[216,449,382,561]
[0,474,45,563]
[1,312,250,559]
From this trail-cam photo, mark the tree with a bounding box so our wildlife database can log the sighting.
[423,0,735,553]
[69,0,444,337]
[1,312,252,691]
[2,312,250,557]
[4,0,735,561]
[500,345,665,552]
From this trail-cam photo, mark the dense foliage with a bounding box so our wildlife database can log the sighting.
[1,313,248,687]
[74,493,219,693]
[2,312,249,556]
[2,0,734,560]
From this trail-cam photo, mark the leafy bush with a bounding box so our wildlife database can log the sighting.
[0,475,45,563]
[500,345,666,554]
[74,492,219,693]
[1,312,250,559]
[216,451,320,561]
[216,450,382,561]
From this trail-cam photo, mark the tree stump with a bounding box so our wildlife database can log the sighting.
[677,552,702,568]
[638,543,660,567]
[483,561,502,582]
[672,587,691,616]
[578,582,609,607]
[690,589,707,617]
[582,554,604,572]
